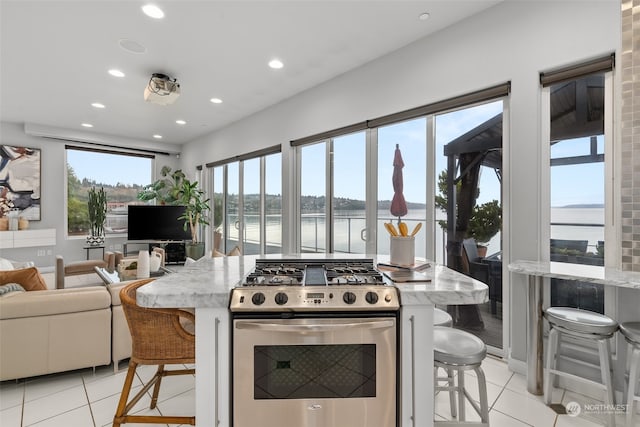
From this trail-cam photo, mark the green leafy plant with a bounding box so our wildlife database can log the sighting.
[137,166,185,205]
[435,170,502,245]
[212,194,223,231]
[176,179,210,244]
[87,186,107,237]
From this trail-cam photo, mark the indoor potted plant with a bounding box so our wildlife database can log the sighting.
[435,170,502,256]
[212,194,223,250]
[137,166,185,205]
[87,186,107,246]
[177,178,210,259]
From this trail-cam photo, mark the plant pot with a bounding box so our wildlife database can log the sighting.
[185,242,205,260]
[86,234,105,246]
[476,245,488,258]
[0,218,8,231]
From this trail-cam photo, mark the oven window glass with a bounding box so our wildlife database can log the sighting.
[254,344,376,399]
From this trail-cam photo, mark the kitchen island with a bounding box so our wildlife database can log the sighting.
[137,254,488,427]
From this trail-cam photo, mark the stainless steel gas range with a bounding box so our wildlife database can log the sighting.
[229,258,400,427]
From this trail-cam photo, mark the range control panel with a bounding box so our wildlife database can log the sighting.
[229,286,400,312]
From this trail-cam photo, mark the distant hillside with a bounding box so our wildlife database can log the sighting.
[558,203,604,209]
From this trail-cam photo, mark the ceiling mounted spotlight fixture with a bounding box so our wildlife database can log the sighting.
[144,73,180,106]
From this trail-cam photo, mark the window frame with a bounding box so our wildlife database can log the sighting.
[540,68,617,358]
[64,145,154,239]
[207,148,282,255]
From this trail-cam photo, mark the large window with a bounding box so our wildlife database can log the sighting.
[209,149,281,255]
[376,119,426,258]
[547,72,609,313]
[296,133,368,254]
[66,147,152,236]
[292,91,507,355]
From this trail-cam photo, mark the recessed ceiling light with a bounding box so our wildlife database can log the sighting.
[153,134,163,139]
[108,69,125,78]
[268,59,284,69]
[419,12,430,21]
[210,98,223,104]
[91,102,105,109]
[142,4,164,19]
[176,120,186,125]
[81,123,93,128]
[118,38,147,54]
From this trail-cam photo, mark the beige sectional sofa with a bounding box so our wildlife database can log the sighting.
[0,280,134,381]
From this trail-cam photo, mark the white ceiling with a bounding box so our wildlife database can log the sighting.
[1,1,501,146]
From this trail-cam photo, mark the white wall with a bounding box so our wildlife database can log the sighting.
[181,0,621,365]
[0,121,181,266]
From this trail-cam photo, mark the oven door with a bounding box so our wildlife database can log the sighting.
[233,315,397,427]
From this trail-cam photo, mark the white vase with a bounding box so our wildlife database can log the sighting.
[149,252,162,272]
[136,250,150,279]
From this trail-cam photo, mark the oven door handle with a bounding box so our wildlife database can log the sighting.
[235,319,395,333]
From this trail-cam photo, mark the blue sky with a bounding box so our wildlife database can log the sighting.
[67,150,152,187]
[68,99,603,208]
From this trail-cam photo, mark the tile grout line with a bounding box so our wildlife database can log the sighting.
[82,375,97,427]
[20,381,25,427]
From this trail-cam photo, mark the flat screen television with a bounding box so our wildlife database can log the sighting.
[127,205,191,241]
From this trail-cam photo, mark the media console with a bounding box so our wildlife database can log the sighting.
[123,240,187,264]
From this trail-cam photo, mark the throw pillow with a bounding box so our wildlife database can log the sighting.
[0,258,15,271]
[0,282,25,296]
[0,266,47,291]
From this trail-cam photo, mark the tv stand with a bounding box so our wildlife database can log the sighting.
[124,240,187,264]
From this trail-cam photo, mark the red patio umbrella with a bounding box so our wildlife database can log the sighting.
[390,144,407,222]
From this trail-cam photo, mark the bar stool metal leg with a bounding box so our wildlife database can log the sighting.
[458,370,466,421]
[596,338,616,427]
[475,366,490,424]
[627,346,640,427]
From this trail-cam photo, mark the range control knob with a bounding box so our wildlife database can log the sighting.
[252,292,266,306]
[274,292,288,305]
[343,291,357,305]
[365,291,379,304]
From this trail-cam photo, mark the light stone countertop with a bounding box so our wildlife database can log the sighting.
[136,254,489,308]
[509,260,640,290]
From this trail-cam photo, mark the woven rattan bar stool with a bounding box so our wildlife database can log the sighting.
[620,322,640,427]
[113,279,196,427]
[433,326,489,426]
[543,307,618,427]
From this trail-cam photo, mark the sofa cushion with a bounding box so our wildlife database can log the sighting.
[0,286,111,320]
[106,280,136,306]
[0,267,47,291]
[0,283,25,296]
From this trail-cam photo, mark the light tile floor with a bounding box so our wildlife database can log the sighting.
[0,356,637,426]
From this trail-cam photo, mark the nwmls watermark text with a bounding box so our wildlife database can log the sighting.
[566,401,629,417]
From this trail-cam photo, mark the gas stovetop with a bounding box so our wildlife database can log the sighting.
[230,258,399,312]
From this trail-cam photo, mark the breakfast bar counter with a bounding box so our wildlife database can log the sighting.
[137,254,488,427]
[509,260,640,396]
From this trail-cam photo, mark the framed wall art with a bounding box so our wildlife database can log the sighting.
[0,145,41,220]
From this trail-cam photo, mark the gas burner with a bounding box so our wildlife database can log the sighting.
[232,258,399,312]
[240,258,386,288]
[330,275,370,285]
[245,275,302,286]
